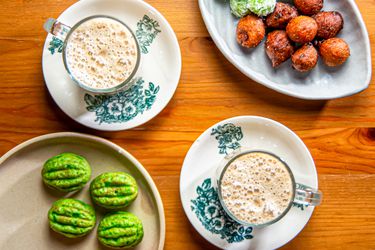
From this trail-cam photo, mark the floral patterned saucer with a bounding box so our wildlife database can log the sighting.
[180,116,319,250]
[42,0,181,131]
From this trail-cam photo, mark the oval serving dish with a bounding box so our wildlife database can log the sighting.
[199,0,371,100]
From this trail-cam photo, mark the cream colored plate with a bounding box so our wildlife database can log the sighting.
[0,132,165,250]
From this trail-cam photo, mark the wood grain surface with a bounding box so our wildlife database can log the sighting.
[1,0,375,249]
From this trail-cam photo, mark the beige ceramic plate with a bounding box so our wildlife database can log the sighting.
[0,132,165,250]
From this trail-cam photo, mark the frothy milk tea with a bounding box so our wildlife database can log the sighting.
[220,152,294,225]
[65,17,138,90]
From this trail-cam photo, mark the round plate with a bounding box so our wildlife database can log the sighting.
[0,132,165,250]
[180,116,318,250]
[198,0,371,100]
[42,0,181,131]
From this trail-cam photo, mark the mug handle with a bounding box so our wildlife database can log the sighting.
[294,183,322,206]
[43,18,71,41]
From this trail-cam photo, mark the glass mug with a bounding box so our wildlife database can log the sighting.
[43,15,141,94]
[216,149,322,227]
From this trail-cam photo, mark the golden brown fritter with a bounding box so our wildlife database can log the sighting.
[319,38,350,67]
[266,2,299,29]
[294,0,323,15]
[265,30,295,67]
[286,16,318,43]
[313,11,344,39]
[236,14,266,48]
[292,43,318,72]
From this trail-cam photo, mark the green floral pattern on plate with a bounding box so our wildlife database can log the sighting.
[191,178,253,243]
[293,202,308,211]
[211,123,244,155]
[48,14,161,55]
[46,15,162,125]
[136,15,161,54]
[293,183,310,211]
[83,15,162,124]
[48,37,64,55]
[84,78,160,124]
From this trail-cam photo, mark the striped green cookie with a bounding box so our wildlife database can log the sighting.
[98,212,144,248]
[90,172,138,209]
[42,153,91,192]
[48,198,96,238]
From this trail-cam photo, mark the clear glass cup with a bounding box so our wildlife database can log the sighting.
[43,15,141,94]
[216,148,322,227]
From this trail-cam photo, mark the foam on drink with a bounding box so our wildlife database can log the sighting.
[220,152,294,225]
[65,17,138,90]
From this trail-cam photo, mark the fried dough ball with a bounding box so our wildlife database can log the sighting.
[313,11,344,39]
[294,0,323,15]
[286,16,318,43]
[265,30,295,67]
[236,14,266,48]
[266,2,299,29]
[319,38,350,67]
[292,43,318,72]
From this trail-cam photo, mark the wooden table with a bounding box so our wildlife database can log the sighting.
[1,0,374,249]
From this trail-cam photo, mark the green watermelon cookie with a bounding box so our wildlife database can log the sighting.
[42,153,91,192]
[248,0,276,16]
[48,198,96,238]
[97,212,144,248]
[90,172,138,209]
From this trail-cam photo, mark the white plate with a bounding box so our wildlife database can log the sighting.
[180,116,318,250]
[0,132,165,250]
[42,0,181,131]
[198,0,371,100]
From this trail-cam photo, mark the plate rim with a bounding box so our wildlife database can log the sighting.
[42,0,182,131]
[179,115,318,249]
[0,132,166,250]
[198,0,372,100]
